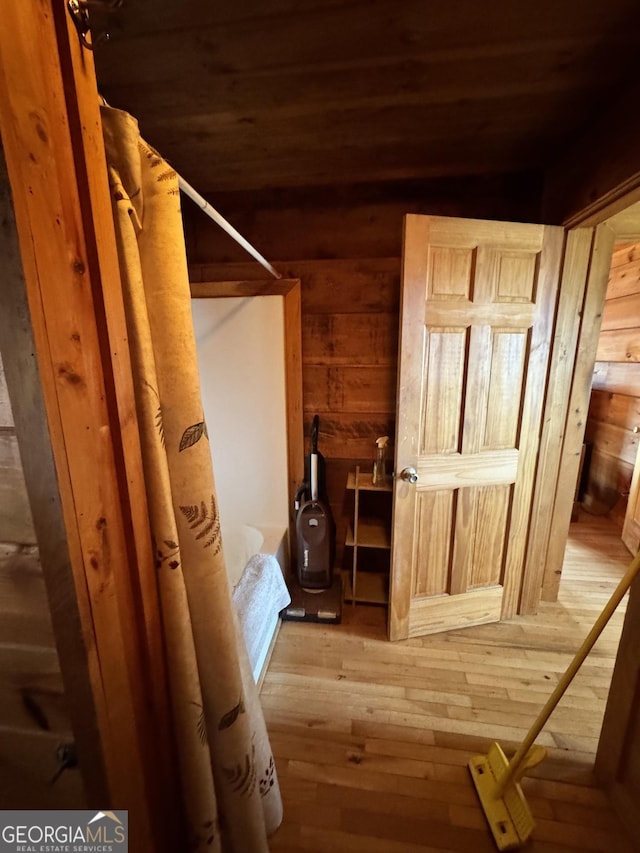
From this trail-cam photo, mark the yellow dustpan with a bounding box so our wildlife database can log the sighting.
[469,549,640,850]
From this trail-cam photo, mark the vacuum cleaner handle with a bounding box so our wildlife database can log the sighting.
[310,415,320,501]
[294,482,309,511]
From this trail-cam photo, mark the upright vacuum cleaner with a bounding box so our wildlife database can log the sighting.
[297,415,332,590]
[281,416,342,623]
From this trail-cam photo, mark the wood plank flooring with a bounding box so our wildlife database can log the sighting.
[262,513,636,852]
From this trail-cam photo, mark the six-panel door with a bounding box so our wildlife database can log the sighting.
[389,214,564,640]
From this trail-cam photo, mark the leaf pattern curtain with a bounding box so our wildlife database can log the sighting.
[100,105,282,853]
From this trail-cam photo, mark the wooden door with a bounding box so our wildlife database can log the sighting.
[596,575,640,842]
[389,214,564,641]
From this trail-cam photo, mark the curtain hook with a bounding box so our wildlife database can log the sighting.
[67,0,121,51]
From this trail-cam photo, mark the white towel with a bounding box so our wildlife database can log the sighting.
[232,553,291,672]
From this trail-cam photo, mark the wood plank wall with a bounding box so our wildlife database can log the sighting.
[586,242,640,527]
[186,174,541,564]
[0,353,83,807]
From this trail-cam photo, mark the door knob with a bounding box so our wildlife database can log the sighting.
[400,467,418,484]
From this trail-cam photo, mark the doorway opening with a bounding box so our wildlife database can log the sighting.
[549,200,640,609]
[579,203,640,547]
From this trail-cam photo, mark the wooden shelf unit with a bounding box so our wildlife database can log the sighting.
[341,569,389,605]
[343,465,392,606]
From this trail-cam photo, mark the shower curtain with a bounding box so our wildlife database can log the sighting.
[101,106,282,853]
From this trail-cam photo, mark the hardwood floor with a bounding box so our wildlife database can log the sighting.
[262,513,636,852]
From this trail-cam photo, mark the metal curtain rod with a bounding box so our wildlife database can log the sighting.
[178,176,281,279]
[79,0,280,277]
[95,103,281,279]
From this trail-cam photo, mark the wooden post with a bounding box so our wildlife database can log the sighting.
[0,2,180,848]
[0,145,109,809]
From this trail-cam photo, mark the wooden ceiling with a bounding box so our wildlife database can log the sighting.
[94,0,640,195]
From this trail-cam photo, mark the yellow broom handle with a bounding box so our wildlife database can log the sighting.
[494,548,640,798]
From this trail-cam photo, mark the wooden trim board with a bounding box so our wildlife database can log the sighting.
[0,3,180,848]
[519,228,594,613]
[0,154,108,806]
[541,224,617,603]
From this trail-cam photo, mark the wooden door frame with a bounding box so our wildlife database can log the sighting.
[190,279,305,552]
[521,110,640,611]
[538,216,640,605]
[0,3,180,848]
[0,152,110,807]
[541,116,640,836]
[522,223,616,609]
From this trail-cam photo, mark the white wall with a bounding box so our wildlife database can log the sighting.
[191,296,289,579]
